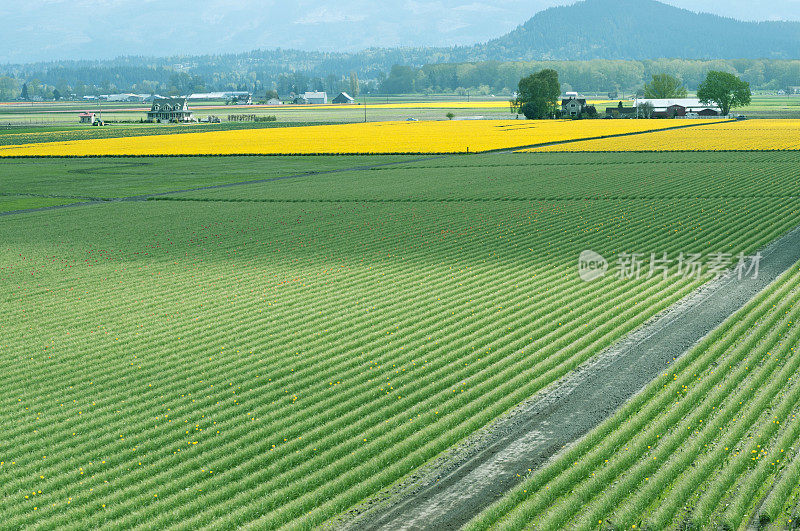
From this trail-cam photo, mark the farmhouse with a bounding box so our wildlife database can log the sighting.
[562,97,587,117]
[147,98,194,123]
[333,92,355,104]
[78,112,97,124]
[303,91,328,104]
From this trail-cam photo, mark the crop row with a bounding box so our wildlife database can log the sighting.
[174,152,800,203]
[1,193,798,527]
[468,259,800,529]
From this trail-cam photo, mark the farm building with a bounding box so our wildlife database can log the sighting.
[146,98,194,123]
[101,93,149,103]
[188,92,252,104]
[78,112,98,124]
[267,98,283,105]
[605,102,637,118]
[634,98,721,117]
[231,93,252,105]
[303,91,328,104]
[333,92,355,104]
[562,97,587,117]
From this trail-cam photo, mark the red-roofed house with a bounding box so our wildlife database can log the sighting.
[79,112,97,125]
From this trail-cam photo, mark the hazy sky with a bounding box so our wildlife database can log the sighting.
[2,0,800,63]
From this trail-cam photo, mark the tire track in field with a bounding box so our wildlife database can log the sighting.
[147,194,799,203]
[0,155,445,217]
[346,219,800,531]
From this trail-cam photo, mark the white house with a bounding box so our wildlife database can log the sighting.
[146,98,194,123]
[561,97,587,117]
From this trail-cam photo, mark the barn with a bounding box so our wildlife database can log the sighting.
[333,92,355,104]
[303,92,328,104]
[635,98,721,118]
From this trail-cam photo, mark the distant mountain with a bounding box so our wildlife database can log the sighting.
[3,0,799,97]
[477,0,800,60]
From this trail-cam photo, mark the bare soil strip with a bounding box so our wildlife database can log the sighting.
[346,221,800,531]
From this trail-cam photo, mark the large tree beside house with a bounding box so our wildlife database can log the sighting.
[697,71,751,116]
[512,69,560,119]
[644,74,688,98]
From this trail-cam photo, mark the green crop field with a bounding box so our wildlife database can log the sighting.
[0,196,80,212]
[0,156,411,200]
[2,152,800,528]
[468,260,800,530]
[0,98,515,127]
[1,95,797,129]
[0,122,335,147]
[167,151,800,202]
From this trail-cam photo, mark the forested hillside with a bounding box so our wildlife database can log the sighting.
[479,0,800,61]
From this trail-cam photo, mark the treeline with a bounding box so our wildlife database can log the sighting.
[0,47,457,99]
[381,59,800,95]
[1,58,799,100]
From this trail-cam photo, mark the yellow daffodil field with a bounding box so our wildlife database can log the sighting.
[521,119,800,152]
[5,118,797,157]
[5,150,800,529]
[0,119,695,156]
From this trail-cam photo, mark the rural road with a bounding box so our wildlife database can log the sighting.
[350,219,800,531]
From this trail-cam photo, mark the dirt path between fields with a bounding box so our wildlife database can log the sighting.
[342,220,800,531]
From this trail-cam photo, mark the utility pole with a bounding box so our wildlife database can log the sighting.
[364,94,367,123]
